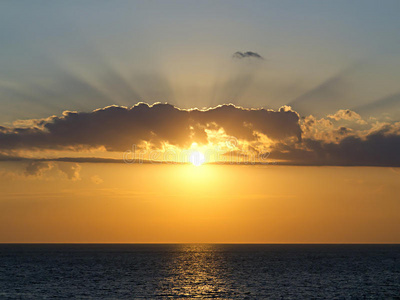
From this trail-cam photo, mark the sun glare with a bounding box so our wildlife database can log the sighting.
[189,151,205,166]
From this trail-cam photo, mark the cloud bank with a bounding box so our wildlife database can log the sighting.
[0,103,301,151]
[0,104,399,167]
[272,124,400,166]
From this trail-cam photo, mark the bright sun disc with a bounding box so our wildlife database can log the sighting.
[189,151,205,166]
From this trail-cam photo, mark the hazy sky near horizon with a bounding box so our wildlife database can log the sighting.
[1,1,400,243]
[1,164,400,243]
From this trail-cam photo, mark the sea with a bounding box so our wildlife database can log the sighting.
[0,244,399,299]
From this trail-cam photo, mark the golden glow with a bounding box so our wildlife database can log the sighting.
[1,164,400,243]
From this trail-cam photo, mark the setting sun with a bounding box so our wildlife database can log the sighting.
[189,151,205,166]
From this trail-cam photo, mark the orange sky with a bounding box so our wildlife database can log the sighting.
[1,163,399,243]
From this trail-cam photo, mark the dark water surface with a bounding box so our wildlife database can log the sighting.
[0,244,399,299]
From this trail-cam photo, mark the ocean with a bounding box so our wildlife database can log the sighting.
[0,244,399,299]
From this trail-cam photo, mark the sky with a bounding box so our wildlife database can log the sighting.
[0,1,399,243]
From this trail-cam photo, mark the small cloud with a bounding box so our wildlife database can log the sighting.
[232,51,264,60]
[328,109,367,125]
[328,109,361,121]
[91,175,103,184]
[57,163,81,181]
[23,161,82,180]
[25,161,53,176]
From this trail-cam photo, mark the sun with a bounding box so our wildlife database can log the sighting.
[189,151,205,166]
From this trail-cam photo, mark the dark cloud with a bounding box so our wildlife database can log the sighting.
[211,52,264,104]
[0,155,184,165]
[0,103,301,152]
[0,104,399,167]
[1,123,400,167]
[270,124,400,166]
[232,51,264,60]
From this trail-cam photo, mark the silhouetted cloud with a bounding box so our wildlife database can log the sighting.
[0,155,182,164]
[232,51,264,60]
[0,103,301,151]
[0,104,399,167]
[270,122,400,166]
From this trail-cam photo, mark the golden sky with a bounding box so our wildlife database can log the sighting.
[1,163,399,243]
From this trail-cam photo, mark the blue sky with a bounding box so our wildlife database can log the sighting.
[0,0,399,123]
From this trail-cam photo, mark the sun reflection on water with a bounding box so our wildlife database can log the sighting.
[155,244,232,298]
